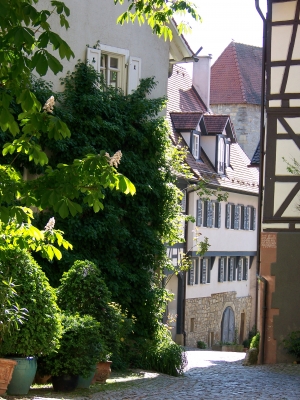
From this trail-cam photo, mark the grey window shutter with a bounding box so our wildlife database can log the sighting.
[224,257,227,281]
[207,258,211,283]
[229,257,234,281]
[245,206,250,230]
[201,259,207,284]
[181,191,186,214]
[219,257,224,282]
[237,258,242,281]
[245,258,249,280]
[234,205,240,230]
[241,206,245,229]
[196,200,202,227]
[194,259,199,284]
[188,265,194,285]
[217,202,221,228]
[252,207,256,231]
[207,201,213,228]
[225,204,230,229]
[203,201,208,227]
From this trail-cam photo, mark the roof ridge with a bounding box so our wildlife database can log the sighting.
[232,42,247,103]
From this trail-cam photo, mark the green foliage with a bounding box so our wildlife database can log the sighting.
[115,0,201,40]
[0,248,62,356]
[197,340,207,349]
[56,260,128,363]
[33,64,186,342]
[38,314,104,378]
[283,331,300,359]
[0,1,135,262]
[0,273,27,340]
[243,325,257,349]
[143,323,187,376]
[250,332,260,350]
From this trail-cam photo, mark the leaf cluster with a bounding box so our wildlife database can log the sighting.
[0,248,62,356]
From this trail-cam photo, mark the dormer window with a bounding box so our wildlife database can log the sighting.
[217,136,231,174]
[191,130,201,160]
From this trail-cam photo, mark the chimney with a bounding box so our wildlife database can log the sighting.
[192,55,212,110]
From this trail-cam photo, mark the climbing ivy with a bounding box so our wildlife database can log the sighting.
[33,63,187,342]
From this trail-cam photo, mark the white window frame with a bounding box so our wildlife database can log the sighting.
[192,132,200,159]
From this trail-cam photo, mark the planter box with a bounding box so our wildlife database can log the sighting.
[212,344,244,352]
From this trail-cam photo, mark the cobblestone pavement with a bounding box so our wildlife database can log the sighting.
[89,350,300,400]
[23,350,300,400]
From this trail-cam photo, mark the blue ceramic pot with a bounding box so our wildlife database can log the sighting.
[77,367,96,388]
[6,357,37,395]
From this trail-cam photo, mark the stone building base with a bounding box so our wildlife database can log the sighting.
[185,292,252,348]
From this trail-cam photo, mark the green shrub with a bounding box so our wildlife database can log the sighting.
[283,331,300,359]
[38,314,104,378]
[56,260,127,364]
[0,248,62,356]
[141,323,187,376]
[250,332,260,350]
[197,340,207,349]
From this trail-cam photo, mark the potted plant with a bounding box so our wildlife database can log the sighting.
[38,313,104,391]
[57,260,125,366]
[0,248,62,395]
[0,270,28,394]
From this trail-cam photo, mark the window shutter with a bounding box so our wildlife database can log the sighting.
[234,205,240,230]
[229,257,234,281]
[224,257,227,281]
[240,206,245,229]
[188,265,194,285]
[127,56,141,93]
[86,48,101,72]
[245,258,249,280]
[181,191,186,213]
[252,207,256,231]
[245,206,250,230]
[237,258,242,281]
[207,258,211,283]
[207,201,213,228]
[217,202,221,228]
[203,201,208,227]
[225,204,230,229]
[219,257,224,282]
[200,259,207,284]
[196,200,202,227]
[194,259,199,284]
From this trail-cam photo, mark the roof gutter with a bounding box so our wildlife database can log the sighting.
[255,0,267,364]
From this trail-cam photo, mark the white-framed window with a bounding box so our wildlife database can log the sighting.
[197,199,221,229]
[216,136,231,174]
[225,203,240,230]
[191,131,200,160]
[86,45,141,94]
[240,205,256,230]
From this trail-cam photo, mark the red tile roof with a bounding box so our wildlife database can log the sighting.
[167,65,259,194]
[168,65,207,113]
[170,112,202,130]
[210,42,262,105]
[203,115,229,134]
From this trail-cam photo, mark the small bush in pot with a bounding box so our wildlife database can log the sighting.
[56,260,125,364]
[38,313,104,391]
[0,248,62,357]
[196,340,207,349]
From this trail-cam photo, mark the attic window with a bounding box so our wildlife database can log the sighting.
[217,136,231,174]
[191,130,201,160]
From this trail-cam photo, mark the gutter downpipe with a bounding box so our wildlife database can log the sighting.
[255,0,267,364]
[182,185,191,347]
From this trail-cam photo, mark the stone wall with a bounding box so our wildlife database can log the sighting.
[185,292,252,348]
[211,103,262,160]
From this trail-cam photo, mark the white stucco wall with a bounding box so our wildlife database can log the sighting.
[38,0,170,99]
[186,190,258,300]
[166,274,179,341]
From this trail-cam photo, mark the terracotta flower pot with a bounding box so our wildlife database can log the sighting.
[0,358,18,395]
[91,361,112,384]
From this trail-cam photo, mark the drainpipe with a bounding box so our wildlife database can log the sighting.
[255,0,267,364]
[182,186,191,347]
